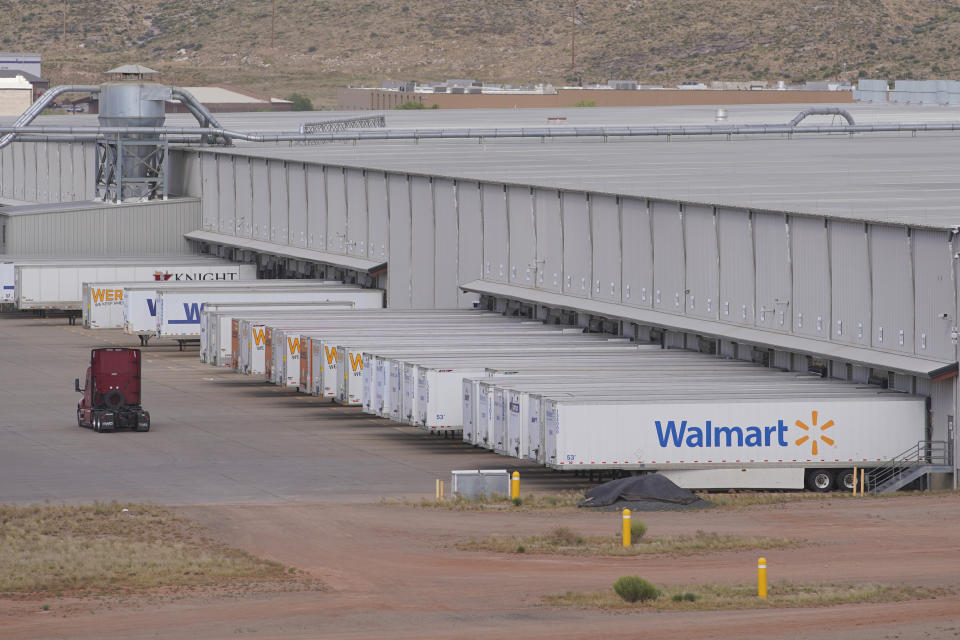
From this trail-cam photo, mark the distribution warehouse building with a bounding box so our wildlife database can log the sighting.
[1,101,959,485]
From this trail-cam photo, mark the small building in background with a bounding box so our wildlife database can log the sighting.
[0,51,41,77]
[0,73,32,116]
[0,52,48,110]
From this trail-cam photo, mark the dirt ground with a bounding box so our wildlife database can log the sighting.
[1,494,959,640]
[2,316,960,639]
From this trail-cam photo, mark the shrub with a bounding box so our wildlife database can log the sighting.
[516,545,525,553]
[630,519,647,540]
[395,101,426,110]
[683,592,698,601]
[613,576,660,603]
[286,93,314,111]
[512,497,522,506]
[549,526,582,545]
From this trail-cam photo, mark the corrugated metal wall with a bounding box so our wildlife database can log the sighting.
[534,188,563,294]
[717,207,754,325]
[2,198,200,256]
[651,200,684,313]
[621,197,652,308]
[791,215,830,338]
[168,148,958,370]
[684,204,718,320]
[0,141,96,203]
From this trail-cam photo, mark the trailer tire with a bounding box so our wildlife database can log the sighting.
[104,390,125,410]
[837,469,857,491]
[77,409,84,428]
[93,415,101,433]
[806,469,834,492]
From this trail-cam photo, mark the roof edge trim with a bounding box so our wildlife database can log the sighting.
[460,280,956,378]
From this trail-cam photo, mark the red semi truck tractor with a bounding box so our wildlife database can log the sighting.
[75,348,150,432]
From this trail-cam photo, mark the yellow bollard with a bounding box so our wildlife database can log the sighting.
[852,467,858,496]
[758,557,768,599]
[622,509,632,547]
[440,480,445,500]
[435,478,440,500]
[510,471,520,500]
[860,468,865,495]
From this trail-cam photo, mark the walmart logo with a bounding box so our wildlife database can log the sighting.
[793,410,835,456]
[655,411,837,452]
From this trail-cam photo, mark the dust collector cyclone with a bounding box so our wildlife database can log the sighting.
[96,65,171,202]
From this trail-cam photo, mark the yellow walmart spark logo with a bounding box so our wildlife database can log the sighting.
[794,410,835,456]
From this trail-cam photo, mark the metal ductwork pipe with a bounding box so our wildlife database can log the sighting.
[0,85,100,150]
[788,108,856,127]
[170,88,230,145]
[7,120,960,142]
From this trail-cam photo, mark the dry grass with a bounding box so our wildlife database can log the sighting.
[0,503,309,597]
[695,491,837,508]
[382,488,960,513]
[379,491,585,511]
[457,529,804,557]
[700,488,960,508]
[545,582,951,611]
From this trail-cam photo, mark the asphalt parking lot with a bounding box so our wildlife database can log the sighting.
[0,312,587,505]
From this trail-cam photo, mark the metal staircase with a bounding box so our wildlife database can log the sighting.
[867,440,953,494]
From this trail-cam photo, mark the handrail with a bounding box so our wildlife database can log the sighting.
[867,440,949,493]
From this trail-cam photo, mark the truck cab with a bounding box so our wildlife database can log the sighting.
[75,347,150,432]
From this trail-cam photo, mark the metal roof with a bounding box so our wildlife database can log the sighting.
[461,280,958,378]
[154,103,960,229]
[173,87,267,104]
[184,230,386,273]
[105,64,158,75]
[7,103,960,228]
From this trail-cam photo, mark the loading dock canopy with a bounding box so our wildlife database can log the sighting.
[461,280,958,379]
[184,230,387,273]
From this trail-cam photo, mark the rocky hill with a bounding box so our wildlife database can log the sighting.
[3,0,959,107]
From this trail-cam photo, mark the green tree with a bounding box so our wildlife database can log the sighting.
[286,93,314,111]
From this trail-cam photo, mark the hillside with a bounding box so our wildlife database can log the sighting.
[2,0,960,107]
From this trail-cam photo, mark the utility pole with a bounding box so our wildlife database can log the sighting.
[271,0,276,48]
[570,1,576,79]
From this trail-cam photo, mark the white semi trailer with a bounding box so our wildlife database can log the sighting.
[12,258,251,320]
[156,286,384,339]
[540,391,926,491]
[83,268,259,329]
[1,256,242,305]
[121,280,366,342]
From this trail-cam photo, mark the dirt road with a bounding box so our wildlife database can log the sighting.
[2,494,959,639]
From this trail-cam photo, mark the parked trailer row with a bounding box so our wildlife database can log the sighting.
[193,307,925,491]
[231,311,509,379]
[83,277,305,330]
[277,324,596,393]
[201,300,350,366]
[8,257,252,310]
[208,308,644,415]
[120,280,351,339]
[119,281,384,340]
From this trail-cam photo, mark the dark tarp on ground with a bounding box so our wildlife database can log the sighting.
[579,473,701,507]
